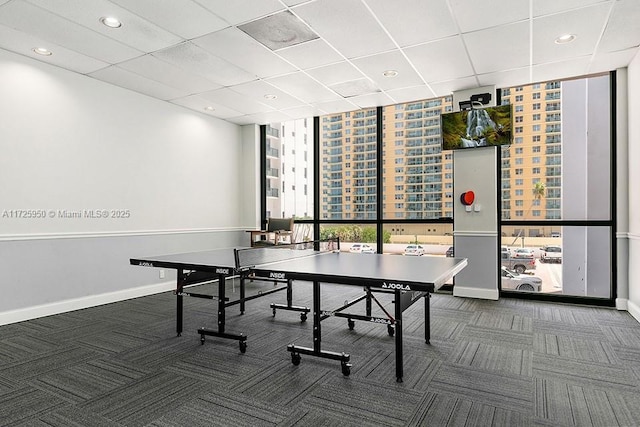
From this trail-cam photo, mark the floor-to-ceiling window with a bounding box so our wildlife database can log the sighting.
[262,71,615,305]
[263,119,315,243]
[499,73,614,301]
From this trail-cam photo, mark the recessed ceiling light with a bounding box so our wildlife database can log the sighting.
[555,34,576,44]
[264,94,278,100]
[204,106,215,112]
[33,47,52,56]
[100,16,122,28]
[383,70,398,78]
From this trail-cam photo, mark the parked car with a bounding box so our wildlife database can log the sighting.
[445,246,454,257]
[404,244,425,256]
[513,247,535,258]
[540,245,562,263]
[501,266,542,292]
[502,252,536,274]
[349,243,375,254]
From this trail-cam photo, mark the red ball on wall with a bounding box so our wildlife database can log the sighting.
[460,191,475,205]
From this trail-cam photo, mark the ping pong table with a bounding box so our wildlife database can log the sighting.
[130,246,310,354]
[131,240,467,382]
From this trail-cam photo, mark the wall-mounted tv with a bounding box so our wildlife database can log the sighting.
[441,104,512,150]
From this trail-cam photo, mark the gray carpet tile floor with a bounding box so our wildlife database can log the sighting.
[1,279,640,426]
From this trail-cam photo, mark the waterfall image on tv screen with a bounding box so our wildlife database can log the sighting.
[441,104,512,150]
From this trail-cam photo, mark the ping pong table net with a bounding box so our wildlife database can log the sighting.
[234,238,339,270]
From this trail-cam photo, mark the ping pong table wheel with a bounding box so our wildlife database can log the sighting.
[239,341,247,353]
[387,324,395,337]
[347,319,355,330]
[291,353,301,366]
[300,313,307,322]
[341,361,351,377]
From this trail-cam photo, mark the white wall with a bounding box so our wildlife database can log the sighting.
[0,49,255,324]
[452,147,499,300]
[627,52,640,322]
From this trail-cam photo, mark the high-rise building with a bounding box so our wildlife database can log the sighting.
[500,82,562,233]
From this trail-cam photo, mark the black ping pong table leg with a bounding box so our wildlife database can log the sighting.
[270,279,310,321]
[197,274,247,353]
[425,292,431,344]
[240,276,245,314]
[287,280,351,376]
[394,289,403,383]
[176,269,184,337]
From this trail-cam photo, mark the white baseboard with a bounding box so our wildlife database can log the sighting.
[615,298,628,311]
[0,281,175,326]
[628,299,640,324]
[453,286,499,300]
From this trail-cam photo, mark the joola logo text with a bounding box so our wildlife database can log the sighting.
[382,282,410,290]
[139,262,154,267]
[270,272,286,279]
[216,268,230,274]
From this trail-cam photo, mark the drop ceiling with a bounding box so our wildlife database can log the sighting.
[1,0,638,125]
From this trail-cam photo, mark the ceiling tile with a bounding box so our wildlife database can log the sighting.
[312,98,360,115]
[170,94,245,119]
[266,71,342,103]
[117,54,221,94]
[89,66,189,100]
[598,0,640,53]
[107,0,229,39]
[477,67,531,91]
[329,78,380,98]
[281,105,324,119]
[365,0,457,47]
[532,4,610,65]
[294,0,396,59]
[306,61,365,86]
[238,10,318,51]
[228,80,306,109]
[532,57,591,83]
[282,0,311,6]
[276,38,343,70]
[449,0,529,33]
[352,50,424,90]
[235,110,296,125]
[199,87,275,115]
[192,27,297,79]
[0,0,141,63]
[464,21,530,74]
[532,0,609,17]
[384,85,437,104]
[405,36,474,82]
[429,76,480,98]
[0,24,109,74]
[26,0,182,53]
[348,91,394,109]
[192,0,285,25]
[152,41,257,87]
[0,0,638,124]
[590,49,638,75]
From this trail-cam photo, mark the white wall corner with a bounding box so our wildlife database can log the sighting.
[627,299,640,324]
[453,286,499,300]
[615,297,628,311]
